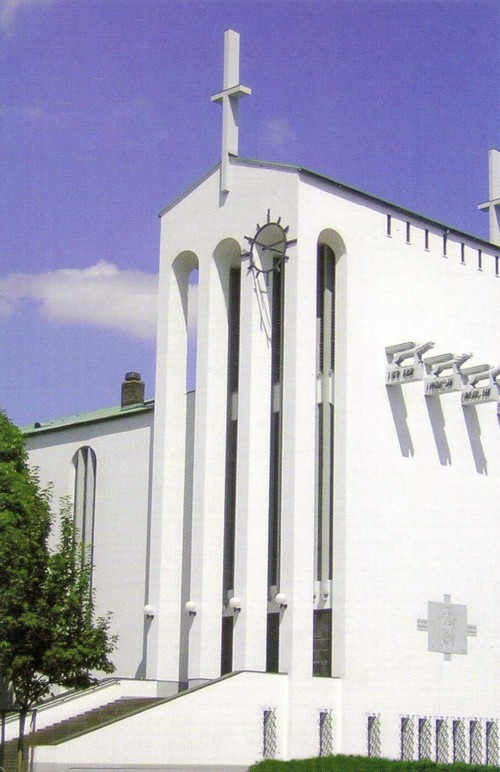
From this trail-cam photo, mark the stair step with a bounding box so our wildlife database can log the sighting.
[0,695,166,768]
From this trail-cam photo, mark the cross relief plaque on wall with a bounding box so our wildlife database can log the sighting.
[417,594,477,661]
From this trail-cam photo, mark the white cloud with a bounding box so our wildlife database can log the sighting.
[264,117,299,152]
[0,104,46,120]
[0,261,158,340]
[0,0,54,32]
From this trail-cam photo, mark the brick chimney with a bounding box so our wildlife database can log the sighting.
[121,372,145,408]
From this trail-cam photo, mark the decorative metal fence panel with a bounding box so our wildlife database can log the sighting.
[367,715,381,758]
[401,717,415,760]
[263,708,277,759]
[469,720,483,765]
[453,720,467,763]
[486,721,499,766]
[319,709,334,757]
[418,718,432,760]
[436,719,449,763]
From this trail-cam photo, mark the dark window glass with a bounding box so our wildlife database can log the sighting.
[266,613,280,673]
[313,608,332,677]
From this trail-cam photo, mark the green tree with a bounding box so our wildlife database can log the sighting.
[0,412,116,772]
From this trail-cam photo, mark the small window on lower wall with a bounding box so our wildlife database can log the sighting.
[266,612,280,673]
[313,608,332,677]
[220,615,233,676]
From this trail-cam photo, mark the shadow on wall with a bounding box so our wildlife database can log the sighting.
[425,397,452,466]
[463,406,487,475]
[387,385,489,474]
[386,385,414,458]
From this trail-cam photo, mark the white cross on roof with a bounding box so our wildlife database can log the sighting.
[478,148,500,246]
[211,29,251,194]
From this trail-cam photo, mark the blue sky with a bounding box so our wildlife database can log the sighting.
[1,0,499,426]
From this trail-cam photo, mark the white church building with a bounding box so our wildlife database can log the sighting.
[10,29,500,771]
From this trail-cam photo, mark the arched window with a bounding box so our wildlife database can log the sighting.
[316,243,335,585]
[212,239,241,677]
[72,446,96,571]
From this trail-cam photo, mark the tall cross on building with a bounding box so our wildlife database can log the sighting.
[211,29,251,193]
[478,148,500,246]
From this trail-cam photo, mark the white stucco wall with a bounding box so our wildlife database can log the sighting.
[25,407,154,679]
[32,672,340,769]
[149,159,500,759]
[298,174,500,755]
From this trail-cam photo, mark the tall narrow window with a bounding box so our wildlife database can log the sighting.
[461,243,466,264]
[268,261,283,587]
[443,232,448,256]
[266,256,284,672]
[316,244,335,583]
[406,222,411,244]
[73,447,97,574]
[221,267,241,675]
[313,244,335,676]
[478,249,483,271]
[386,215,392,236]
[425,230,430,250]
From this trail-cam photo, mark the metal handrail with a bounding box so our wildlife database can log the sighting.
[2,678,121,726]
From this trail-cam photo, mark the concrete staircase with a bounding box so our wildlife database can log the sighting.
[0,696,166,771]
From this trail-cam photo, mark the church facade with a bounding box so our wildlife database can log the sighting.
[12,30,500,772]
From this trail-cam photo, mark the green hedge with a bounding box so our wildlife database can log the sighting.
[248,755,500,772]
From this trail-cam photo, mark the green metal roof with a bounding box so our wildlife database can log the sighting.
[21,399,155,437]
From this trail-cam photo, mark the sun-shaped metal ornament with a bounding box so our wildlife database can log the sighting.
[243,210,297,276]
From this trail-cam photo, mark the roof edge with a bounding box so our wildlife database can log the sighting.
[234,157,498,251]
[158,162,221,217]
[22,399,155,437]
[158,155,496,251]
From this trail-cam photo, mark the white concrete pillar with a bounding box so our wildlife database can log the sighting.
[148,249,197,682]
[187,254,231,681]
[278,229,317,682]
[232,262,273,672]
[275,230,318,761]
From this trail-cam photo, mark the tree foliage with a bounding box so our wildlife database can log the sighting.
[0,412,116,770]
